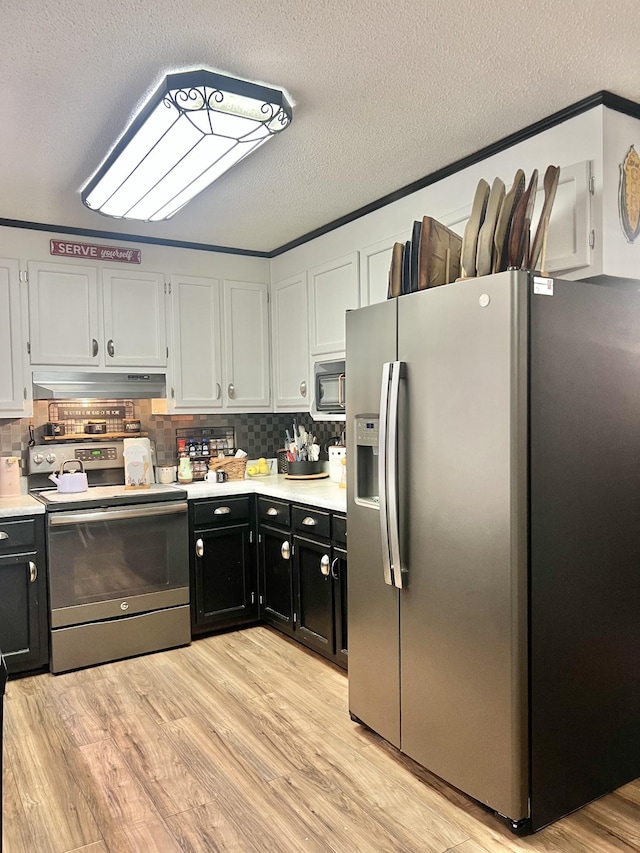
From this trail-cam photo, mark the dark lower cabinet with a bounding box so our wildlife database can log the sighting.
[294,534,334,656]
[259,525,294,633]
[190,498,258,635]
[331,546,348,669]
[0,515,48,675]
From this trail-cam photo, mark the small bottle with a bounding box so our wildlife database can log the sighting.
[339,455,347,489]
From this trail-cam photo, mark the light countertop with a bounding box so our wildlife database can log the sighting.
[183,474,347,513]
[0,494,45,517]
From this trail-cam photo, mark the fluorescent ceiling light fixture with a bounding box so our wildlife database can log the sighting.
[82,69,292,222]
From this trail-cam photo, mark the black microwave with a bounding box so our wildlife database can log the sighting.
[314,359,346,413]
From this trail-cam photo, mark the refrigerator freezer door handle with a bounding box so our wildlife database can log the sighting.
[379,362,393,586]
[388,360,405,588]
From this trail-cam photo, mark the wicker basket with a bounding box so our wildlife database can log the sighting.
[208,456,247,481]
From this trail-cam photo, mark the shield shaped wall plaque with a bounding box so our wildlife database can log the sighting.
[619,145,640,243]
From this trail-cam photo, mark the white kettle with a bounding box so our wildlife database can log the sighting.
[48,460,89,493]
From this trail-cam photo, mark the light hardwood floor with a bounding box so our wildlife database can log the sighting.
[3,626,640,853]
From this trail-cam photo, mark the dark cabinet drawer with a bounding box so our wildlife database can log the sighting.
[0,518,36,551]
[193,496,251,527]
[257,497,290,528]
[332,514,347,546]
[292,506,330,539]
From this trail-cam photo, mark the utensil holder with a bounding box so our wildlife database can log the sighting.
[287,461,322,476]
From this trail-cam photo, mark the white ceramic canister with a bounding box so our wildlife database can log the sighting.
[328,445,346,483]
[0,456,22,497]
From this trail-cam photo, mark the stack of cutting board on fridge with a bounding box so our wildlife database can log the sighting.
[387,164,560,298]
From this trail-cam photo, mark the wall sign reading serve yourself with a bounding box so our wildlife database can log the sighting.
[50,239,141,264]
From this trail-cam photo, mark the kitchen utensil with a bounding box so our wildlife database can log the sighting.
[507,169,537,269]
[529,165,560,271]
[48,460,88,494]
[461,178,490,277]
[0,456,21,497]
[475,177,505,276]
[44,422,65,437]
[493,169,525,272]
[389,242,404,298]
[418,217,462,288]
[84,420,107,435]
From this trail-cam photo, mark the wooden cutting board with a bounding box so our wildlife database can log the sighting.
[389,242,403,298]
[529,165,560,271]
[418,217,462,288]
[476,177,505,277]
[461,178,490,277]
[493,169,525,273]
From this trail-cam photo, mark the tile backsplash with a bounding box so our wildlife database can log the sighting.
[0,401,345,472]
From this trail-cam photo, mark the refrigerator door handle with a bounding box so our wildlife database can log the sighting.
[378,362,393,586]
[388,360,405,589]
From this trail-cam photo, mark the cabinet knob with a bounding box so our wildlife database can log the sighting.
[281,540,290,560]
[213,506,231,515]
[28,561,37,583]
[195,538,204,558]
[302,516,316,526]
[300,380,307,398]
[266,507,278,516]
[92,338,99,357]
[216,382,221,400]
[320,554,330,576]
[107,339,115,358]
[228,383,235,399]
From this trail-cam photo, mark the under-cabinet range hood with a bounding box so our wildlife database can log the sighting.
[32,371,166,400]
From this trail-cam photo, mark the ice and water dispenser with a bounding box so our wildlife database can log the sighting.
[354,416,379,506]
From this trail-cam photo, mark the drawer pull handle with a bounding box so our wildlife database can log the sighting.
[0,531,8,540]
[330,556,339,580]
[320,554,331,576]
[281,541,290,560]
[302,516,316,526]
[195,538,204,558]
[266,507,279,516]
[92,338,99,357]
[214,507,231,515]
[29,561,37,583]
[107,339,115,358]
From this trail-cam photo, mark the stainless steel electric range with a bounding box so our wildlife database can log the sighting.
[29,441,190,674]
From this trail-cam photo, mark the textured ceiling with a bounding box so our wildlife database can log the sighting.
[2,0,640,253]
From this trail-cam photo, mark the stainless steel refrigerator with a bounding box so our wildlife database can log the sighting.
[346,269,640,833]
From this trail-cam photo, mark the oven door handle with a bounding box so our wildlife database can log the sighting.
[48,501,188,526]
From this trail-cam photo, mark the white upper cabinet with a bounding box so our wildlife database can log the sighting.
[102,269,166,366]
[308,252,359,355]
[27,261,100,365]
[0,258,27,417]
[271,272,309,410]
[169,274,223,411]
[222,280,270,409]
[359,234,408,306]
[27,261,166,368]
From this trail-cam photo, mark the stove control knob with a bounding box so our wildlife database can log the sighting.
[45,453,56,464]
[32,453,44,465]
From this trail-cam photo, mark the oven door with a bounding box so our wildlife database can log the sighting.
[47,501,189,628]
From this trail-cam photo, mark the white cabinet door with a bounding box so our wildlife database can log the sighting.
[222,280,270,409]
[0,259,25,416]
[308,252,359,355]
[102,269,167,367]
[169,274,223,410]
[359,234,408,306]
[27,261,100,365]
[531,160,592,273]
[271,272,309,410]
